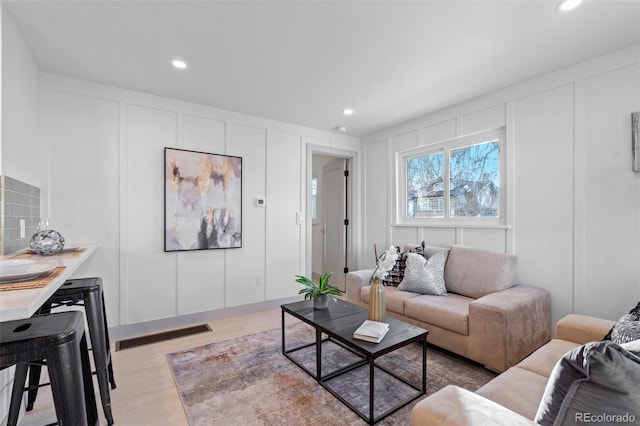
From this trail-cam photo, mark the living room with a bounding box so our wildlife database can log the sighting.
[1,1,639,425]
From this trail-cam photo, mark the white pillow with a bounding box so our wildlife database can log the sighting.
[397,251,447,296]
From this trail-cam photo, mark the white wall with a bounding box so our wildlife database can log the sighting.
[1,6,39,184]
[361,45,640,326]
[38,74,359,327]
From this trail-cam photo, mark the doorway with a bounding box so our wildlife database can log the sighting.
[310,153,351,291]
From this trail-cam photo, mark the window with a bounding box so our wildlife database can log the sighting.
[399,129,504,224]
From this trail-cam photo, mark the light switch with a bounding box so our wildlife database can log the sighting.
[20,219,26,238]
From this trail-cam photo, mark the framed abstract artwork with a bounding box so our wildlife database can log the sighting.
[164,147,242,251]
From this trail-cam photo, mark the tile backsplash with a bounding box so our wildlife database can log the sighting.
[0,176,40,255]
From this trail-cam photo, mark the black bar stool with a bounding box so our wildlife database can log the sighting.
[23,277,115,425]
[0,311,98,426]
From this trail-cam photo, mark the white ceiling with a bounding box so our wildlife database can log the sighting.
[5,1,640,137]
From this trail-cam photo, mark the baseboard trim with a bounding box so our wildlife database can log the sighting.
[109,296,300,341]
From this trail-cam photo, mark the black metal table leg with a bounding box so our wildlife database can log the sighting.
[281,308,285,355]
[316,328,322,381]
[422,336,427,392]
[369,357,375,425]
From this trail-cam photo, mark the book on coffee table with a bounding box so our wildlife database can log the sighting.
[353,320,390,343]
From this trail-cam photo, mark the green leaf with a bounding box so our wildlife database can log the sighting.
[295,272,342,298]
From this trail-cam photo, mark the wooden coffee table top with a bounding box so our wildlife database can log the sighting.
[281,298,366,324]
[318,311,428,358]
[282,298,428,357]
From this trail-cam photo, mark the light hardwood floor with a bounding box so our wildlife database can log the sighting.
[20,308,286,426]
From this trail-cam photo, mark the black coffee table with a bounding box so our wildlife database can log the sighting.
[281,298,428,425]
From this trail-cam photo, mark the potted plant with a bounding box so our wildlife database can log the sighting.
[295,272,342,309]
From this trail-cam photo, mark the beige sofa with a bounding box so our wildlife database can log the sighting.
[346,245,551,372]
[411,314,617,425]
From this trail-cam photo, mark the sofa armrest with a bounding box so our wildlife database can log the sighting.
[468,285,551,372]
[345,269,374,305]
[556,314,615,344]
[411,385,537,426]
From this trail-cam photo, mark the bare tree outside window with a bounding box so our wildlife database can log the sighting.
[450,141,499,217]
[407,152,444,217]
[405,139,500,220]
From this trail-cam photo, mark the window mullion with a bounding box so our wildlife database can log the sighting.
[443,148,450,219]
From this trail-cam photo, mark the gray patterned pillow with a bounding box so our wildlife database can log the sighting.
[603,302,640,343]
[397,251,447,296]
[535,340,640,426]
[606,314,640,344]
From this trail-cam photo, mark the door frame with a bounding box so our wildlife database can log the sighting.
[305,144,359,282]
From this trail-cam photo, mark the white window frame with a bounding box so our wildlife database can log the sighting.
[395,128,506,227]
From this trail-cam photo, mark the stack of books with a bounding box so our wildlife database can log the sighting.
[353,320,390,343]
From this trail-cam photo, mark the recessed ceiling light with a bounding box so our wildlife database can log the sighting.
[334,126,347,133]
[342,108,354,116]
[172,59,187,69]
[557,0,582,11]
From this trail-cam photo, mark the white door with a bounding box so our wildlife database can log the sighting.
[323,159,348,291]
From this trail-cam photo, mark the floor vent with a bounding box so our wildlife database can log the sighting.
[115,324,212,351]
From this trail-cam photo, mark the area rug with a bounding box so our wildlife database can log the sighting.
[167,323,496,425]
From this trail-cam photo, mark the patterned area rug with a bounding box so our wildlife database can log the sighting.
[167,323,496,425]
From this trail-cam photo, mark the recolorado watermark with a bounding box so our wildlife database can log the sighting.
[575,412,636,424]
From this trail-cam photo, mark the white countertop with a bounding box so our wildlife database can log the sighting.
[0,244,98,322]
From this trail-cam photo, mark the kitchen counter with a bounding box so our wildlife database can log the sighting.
[0,244,97,321]
[0,243,98,424]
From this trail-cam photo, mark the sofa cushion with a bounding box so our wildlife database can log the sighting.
[397,251,448,296]
[516,339,580,378]
[404,293,472,335]
[556,314,615,344]
[444,245,517,299]
[422,245,450,259]
[535,339,640,426]
[360,285,419,315]
[476,366,548,420]
[411,385,538,426]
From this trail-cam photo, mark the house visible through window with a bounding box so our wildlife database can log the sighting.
[401,129,504,224]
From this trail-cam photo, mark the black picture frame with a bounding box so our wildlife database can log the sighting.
[164,147,242,251]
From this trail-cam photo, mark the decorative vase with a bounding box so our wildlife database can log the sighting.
[368,278,386,322]
[313,294,329,310]
[29,229,65,256]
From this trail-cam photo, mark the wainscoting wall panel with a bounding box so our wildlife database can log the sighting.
[44,90,121,324]
[423,119,457,145]
[362,139,389,267]
[126,104,180,323]
[266,130,303,300]
[582,63,640,319]
[462,103,506,134]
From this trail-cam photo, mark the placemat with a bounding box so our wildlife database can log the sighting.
[10,247,86,260]
[0,267,66,292]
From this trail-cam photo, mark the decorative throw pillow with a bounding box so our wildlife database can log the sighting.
[397,251,447,295]
[534,340,640,426]
[603,301,640,343]
[382,242,426,286]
